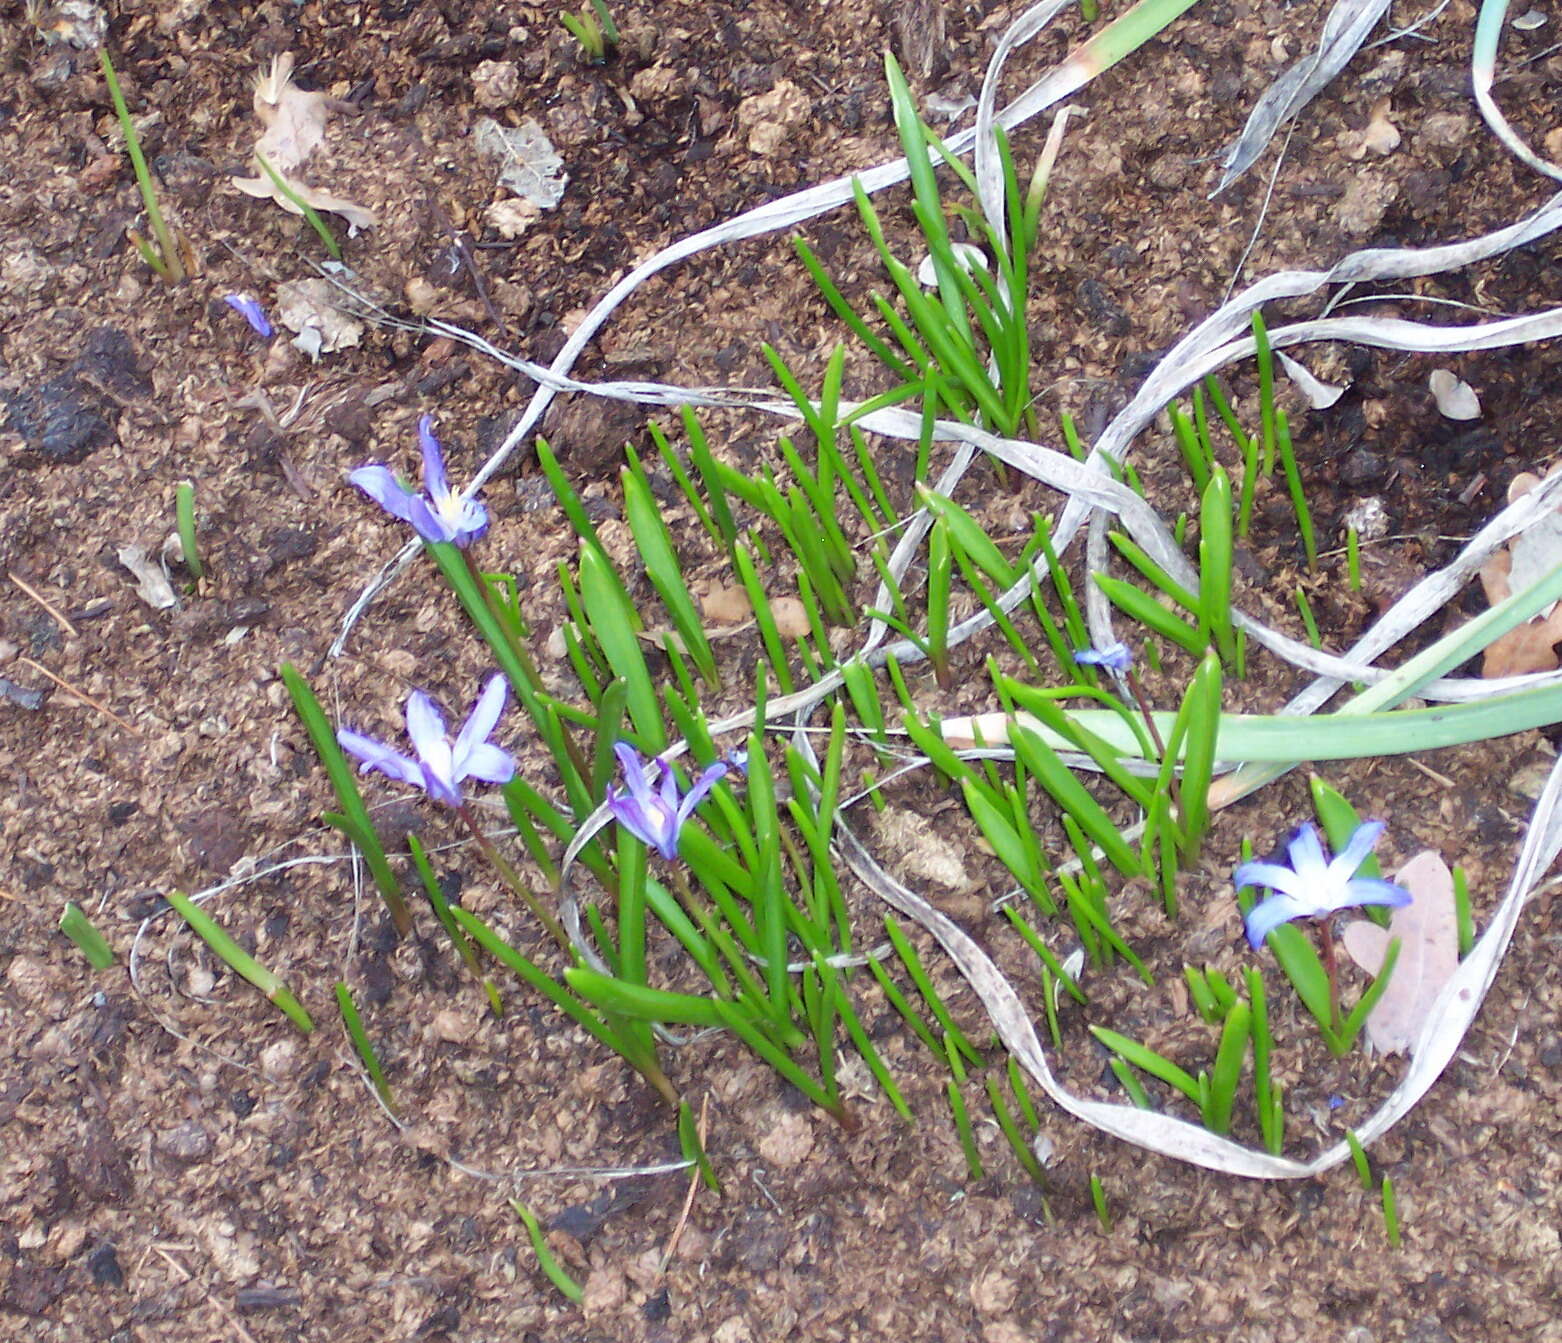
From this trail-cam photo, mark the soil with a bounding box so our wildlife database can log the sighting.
[4,2,1562,1341]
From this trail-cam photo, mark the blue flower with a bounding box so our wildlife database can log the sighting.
[349,416,489,547]
[1073,642,1132,674]
[223,293,272,339]
[605,742,739,860]
[337,673,514,808]
[1235,821,1411,950]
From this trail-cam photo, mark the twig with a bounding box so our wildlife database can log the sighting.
[15,656,140,734]
[659,1092,710,1274]
[8,572,79,639]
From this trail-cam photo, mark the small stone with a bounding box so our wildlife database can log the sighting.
[260,1038,299,1082]
[472,59,519,109]
[155,1121,212,1163]
[432,1009,477,1045]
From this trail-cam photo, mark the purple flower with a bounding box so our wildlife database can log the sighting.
[605,742,739,860]
[349,416,489,547]
[223,293,273,339]
[1236,821,1411,950]
[337,673,514,808]
[1073,642,1132,674]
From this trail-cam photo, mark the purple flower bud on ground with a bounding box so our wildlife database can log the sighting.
[223,293,273,339]
[349,415,489,547]
[1235,820,1411,950]
[605,742,738,861]
[337,673,514,808]
[1073,642,1133,674]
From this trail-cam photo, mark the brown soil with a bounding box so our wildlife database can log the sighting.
[4,2,1562,1340]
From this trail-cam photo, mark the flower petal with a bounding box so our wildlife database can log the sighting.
[405,495,458,545]
[1232,860,1307,900]
[612,742,653,804]
[418,763,463,809]
[336,729,425,789]
[1073,642,1132,673]
[223,293,272,338]
[459,741,516,786]
[418,415,450,500]
[454,674,507,765]
[653,755,680,817]
[1285,823,1328,878]
[1332,819,1387,880]
[1344,876,1412,910]
[608,794,677,859]
[349,465,421,525]
[450,496,490,547]
[1244,892,1315,949]
[405,691,447,757]
[676,760,731,826]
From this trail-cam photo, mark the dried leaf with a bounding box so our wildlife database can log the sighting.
[249,53,326,173]
[474,117,567,209]
[1342,851,1460,1055]
[1277,350,1347,409]
[1428,368,1481,420]
[273,278,364,362]
[117,544,179,610]
[1478,470,1562,675]
[229,53,376,231]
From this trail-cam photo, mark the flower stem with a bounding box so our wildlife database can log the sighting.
[1317,916,1341,1038]
[1122,669,1166,758]
[456,803,571,953]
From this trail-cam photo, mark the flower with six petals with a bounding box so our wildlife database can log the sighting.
[349,415,489,547]
[605,742,739,860]
[1235,820,1411,950]
[337,673,514,808]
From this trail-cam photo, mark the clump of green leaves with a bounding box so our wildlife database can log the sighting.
[100,48,185,282]
[561,0,619,61]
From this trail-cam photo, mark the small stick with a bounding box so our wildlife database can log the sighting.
[660,1093,709,1274]
[8,571,79,639]
[15,656,140,734]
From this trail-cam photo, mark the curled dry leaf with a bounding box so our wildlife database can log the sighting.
[1276,350,1347,409]
[1478,469,1562,676]
[1428,368,1481,420]
[1341,850,1459,1055]
[117,544,179,610]
[771,596,811,639]
[698,583,752,625]
[229,53,376,232]
[274,278,364,361]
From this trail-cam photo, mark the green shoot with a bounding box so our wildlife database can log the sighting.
[1381,1176,1402,1247]
[1453,865,1475,957]
[560,0,619,60]
[280,663,410,937]
[336,982,394,1111]
[253,153,342,260]
[947,1080,984,1179]
[1275,410,1316,570]
[1345,1130,1373,1190]
[99,49,184,282]
[512,1200,585,1303]
[165,889,313,1033]
[1090,1173,1112,1232]
[175,481,203,581]
[60,902,116,969]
